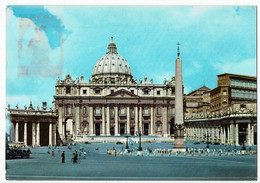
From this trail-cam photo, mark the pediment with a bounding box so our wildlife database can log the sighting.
[106,89,139,98]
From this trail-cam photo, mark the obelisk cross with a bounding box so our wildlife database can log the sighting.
[177,42,181,57]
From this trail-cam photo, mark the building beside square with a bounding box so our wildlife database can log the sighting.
[185,73,257,146]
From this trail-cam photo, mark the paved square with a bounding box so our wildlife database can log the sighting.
[6,142,257,180]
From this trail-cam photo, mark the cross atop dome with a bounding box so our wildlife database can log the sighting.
[107,36,118,54]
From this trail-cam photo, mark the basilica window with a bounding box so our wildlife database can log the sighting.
[130,107,134,114]
[144,107,149,115]
[95,107,101,115]
[120,107,125,115]
[157,107,161,115]
[83,106,87,114]
[157,90,161,95]
[83,90,87,94]
[66,106,72,115]
[143,90,149,95]
[131,90,134,94]
[110,90,114,94]
[95,89,101,94]
[66,87,71,94]
[110,108,114,115]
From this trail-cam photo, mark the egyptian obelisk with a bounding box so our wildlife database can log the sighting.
[173,42,185,151]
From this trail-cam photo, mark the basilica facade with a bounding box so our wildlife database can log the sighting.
[54,37,177,140]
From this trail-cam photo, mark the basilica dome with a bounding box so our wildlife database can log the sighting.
[91,37,132,78]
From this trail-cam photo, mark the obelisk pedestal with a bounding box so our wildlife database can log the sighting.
[173,43,185,152]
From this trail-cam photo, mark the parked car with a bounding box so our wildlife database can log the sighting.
[116,141,123,144]
[6,149,30,159]
[213,142,220,145]
[193,142,200,145]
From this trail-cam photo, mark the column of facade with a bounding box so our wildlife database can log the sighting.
[24,122,27,146]
[49,123,52,146]
[235,123,239,145]
[215,127,219,142]
[75,104,80,136]
[127,106,130,134]
[162,106,168,137]
[15,122,19,142]
[106,106,110,136]
[227,126,230,145]
[115,106,119,136]
[220,127,223,144]
[32,123,36,146]
[101,105,105,136]
[139,105,142,133]
[150,106,154,135]
[36,123,40,146]
[52,123,56,146]
[58,104,63,139]
[230,123,235,145]
[135,106,138,133]
[247,123,251,146]
[223,126,226,145]
[251,124,254,145]
[89,106,94,135]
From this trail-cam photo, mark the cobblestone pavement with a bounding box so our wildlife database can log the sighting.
[6,141,257,180]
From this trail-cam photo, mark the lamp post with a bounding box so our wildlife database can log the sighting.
[124,134,131,151]
[203,131,211,149]
[136,131,143,152]
[239,127,246,151]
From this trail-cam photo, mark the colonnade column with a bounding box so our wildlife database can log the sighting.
[227,126,230,145]
[106,106,110,136]
[135,106,138,133]
[115,106,119,136]
[235,123,239,145]
[127,106,130,134]
[150,106,154,135]
[49,123,52,146]
[15,122,19,142]
[52,123,56,146]
[32,123,36,146]
[36,123,40,146]
[247,123,251,146]
[251,124,254,145]
[139,106,142,133]
[101,105,105,136]
[89,106,93,136]
[223,126,226,145]
[24,122,27,146]
[230,123,234,145]
[58,104,63,139]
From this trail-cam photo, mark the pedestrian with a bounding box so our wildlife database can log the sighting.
[58,147,60,155]
[61,151,65,163]
[73,150,78,163]
[52,148,54,156]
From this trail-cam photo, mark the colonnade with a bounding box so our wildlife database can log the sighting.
[13,122,56,146]
[186,122,255,146]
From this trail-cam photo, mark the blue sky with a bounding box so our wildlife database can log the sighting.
[6,6,256,109]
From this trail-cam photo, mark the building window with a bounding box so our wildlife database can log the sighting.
[95,107,100,115]
[223,90,227,95]
[66,106,71,115]
[83,90,87,94]
[157,90,161,95]
[157,107,161,115]
[171,106,175,115]
[120,107,125,115]
[144,90,149,95]
[83,106,87,114]
[110,108,114,115]
[95,90,100,94]
[144,107,149,115]
[130,108,134,114]
[66,87,71,94]
[111,90,114,94]
[131,90,134,94]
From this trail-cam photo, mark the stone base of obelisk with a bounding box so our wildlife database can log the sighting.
[172,136,186,153]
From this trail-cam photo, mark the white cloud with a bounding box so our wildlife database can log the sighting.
[212,58,256,76]
[154,72,173,84]
[189,6,218,17]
